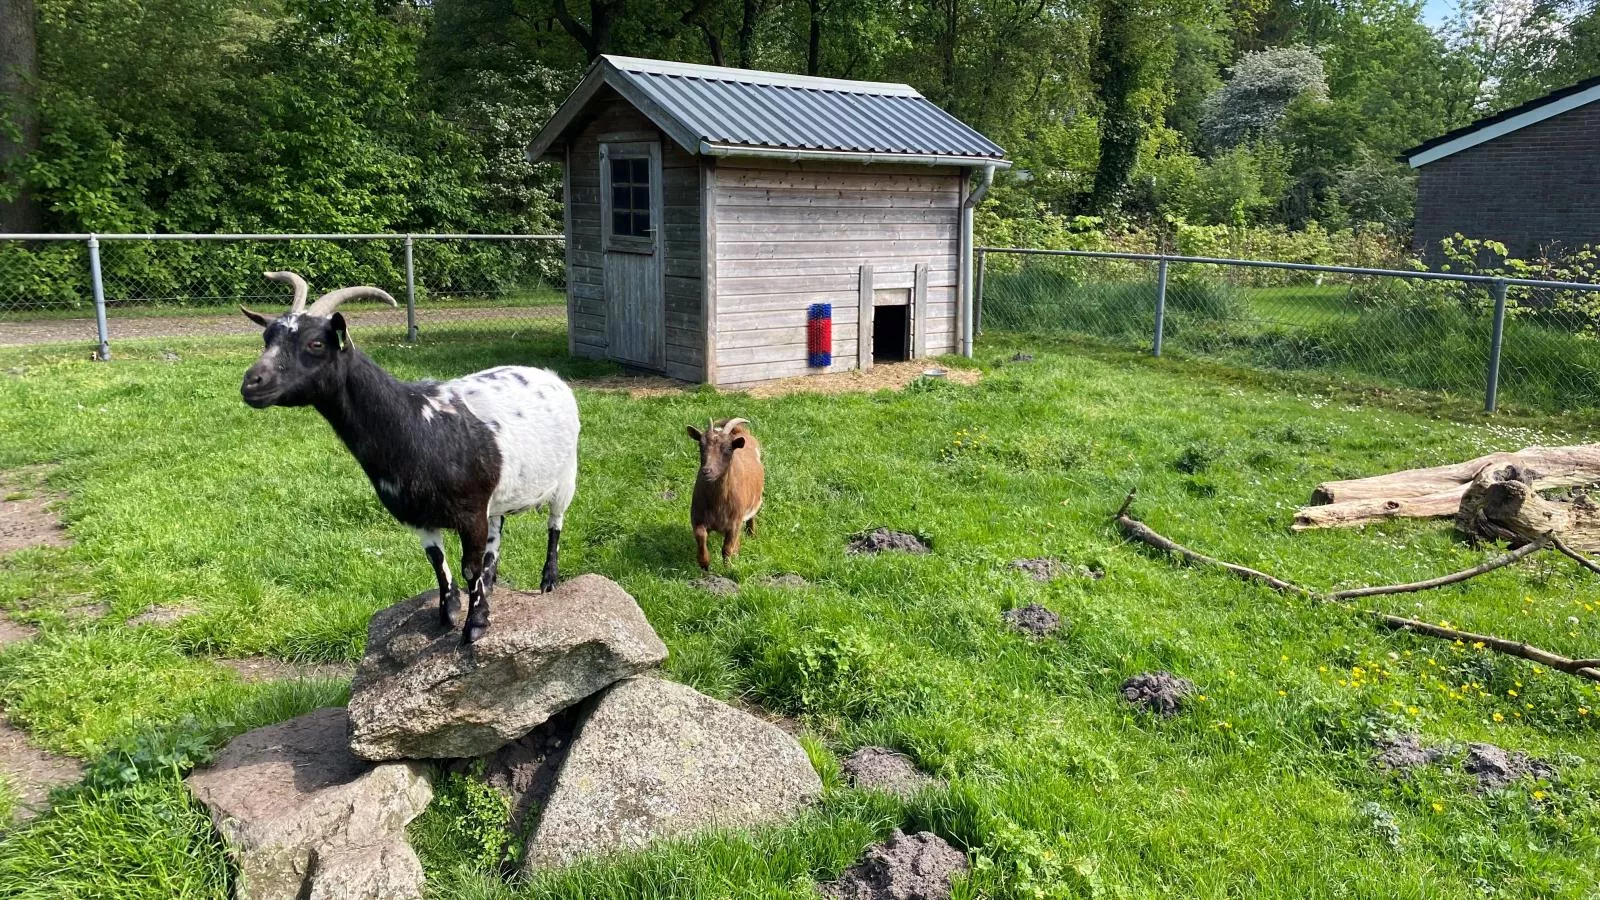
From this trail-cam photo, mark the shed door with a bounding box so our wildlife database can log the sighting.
[600,141,665,370]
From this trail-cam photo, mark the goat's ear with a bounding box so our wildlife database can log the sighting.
[685,425,703,442]
[730,436,746,450]
[240,305,274,328]
[331,312,351,351]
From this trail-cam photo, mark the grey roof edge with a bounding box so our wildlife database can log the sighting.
[525,56,1008,163]
[601,55,922,96]
[699,141,1011,168]
[527,58,702,160]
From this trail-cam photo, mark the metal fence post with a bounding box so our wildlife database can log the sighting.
[88,234,110,361]
[404,234,418,342]
[974,249,987,336]
[1484,278,1508,413]
[1152,257,1169,358]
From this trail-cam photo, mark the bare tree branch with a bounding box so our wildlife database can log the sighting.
[1114,490,1311,595]
[1328,535,1551,600]
[1111,491,1600,683]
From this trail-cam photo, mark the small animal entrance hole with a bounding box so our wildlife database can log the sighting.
[873,305,911,362]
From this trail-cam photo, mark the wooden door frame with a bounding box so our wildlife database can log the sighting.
[598,139,666,370]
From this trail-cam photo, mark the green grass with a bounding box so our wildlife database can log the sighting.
[984,272,1600,413]
[1,320,1599,897]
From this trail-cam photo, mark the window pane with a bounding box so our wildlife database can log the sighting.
[612,210,630,236]
[609,158,630,184]
[631,185,650,211]
[633,210,651,236]
[612,185,630,210]
[632,158,650,184]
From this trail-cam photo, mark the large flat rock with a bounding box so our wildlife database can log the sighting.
[186,708,433,900]
[521,677,822,872]
[347,574,668,761]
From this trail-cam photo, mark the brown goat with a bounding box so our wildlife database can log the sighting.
[687,417,765,569]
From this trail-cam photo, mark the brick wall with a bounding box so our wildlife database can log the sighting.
[1414,99,1600,263]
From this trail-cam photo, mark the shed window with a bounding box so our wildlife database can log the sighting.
[609,157,652,239]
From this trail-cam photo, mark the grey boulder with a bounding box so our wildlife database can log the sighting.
[521,676,821,871]
[347,574,669,761]
[185,708,433,900]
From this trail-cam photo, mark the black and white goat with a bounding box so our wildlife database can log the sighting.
[239,271,579,644]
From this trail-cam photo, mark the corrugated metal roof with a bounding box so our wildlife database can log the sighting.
[528,56,1007,164]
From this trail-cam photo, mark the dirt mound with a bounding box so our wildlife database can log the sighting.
[1119,671,1196,717]
[1009,558,1103,581]
[841,747,930,799]
[755,574,810,589]
[1009,557,1060,581]
[822,829,968,900]
[1002,603,1062,637]
[691,575,739,595]
[127,604,199,627]
[1373,732,1449,771]
[573,361,979,400]
[1464,742,1556,791]
[848,529,930,555]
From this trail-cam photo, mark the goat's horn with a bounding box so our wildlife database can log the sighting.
[307,286,399,318]
[722,417,750,432]
[264,271,310,314]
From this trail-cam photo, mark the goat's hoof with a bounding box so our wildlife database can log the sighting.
[540,572,558,593]
[462,622,487,645]
[439,600,461,629]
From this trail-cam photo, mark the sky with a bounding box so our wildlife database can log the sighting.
[1422,0,1457,28]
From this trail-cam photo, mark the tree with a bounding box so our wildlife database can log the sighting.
[0,0,40,232]
[1200,44,1326,150]
[1088,0,1158,212]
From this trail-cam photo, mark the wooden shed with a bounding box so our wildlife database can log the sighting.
[526,56,1009,387]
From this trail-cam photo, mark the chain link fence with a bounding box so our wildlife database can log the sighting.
[0,234,565,356]
[977,248,1600,414]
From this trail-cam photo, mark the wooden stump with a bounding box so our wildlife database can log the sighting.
[1456,463,1600,552]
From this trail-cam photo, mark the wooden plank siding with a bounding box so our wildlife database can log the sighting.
[563,88,703,380]
[710,160,964,386]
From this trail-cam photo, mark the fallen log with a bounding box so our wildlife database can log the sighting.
[1309,445,1600,505]
[1297,444,1600,530]
[1457,464,1600,553]
[1292,488,1468,530]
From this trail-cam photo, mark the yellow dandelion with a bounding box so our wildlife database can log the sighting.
[1407,706,1419,715]
[1579,707,1590,716]
[1493,712,1505,722]
[1532,790,1546,800]
[1508,689,1518,698]
[1431,801,1445,813]
[1280,655,1288,662]
[1278,690,1287,697]
[1473,641,1486,650]
[1319,665,1328,673]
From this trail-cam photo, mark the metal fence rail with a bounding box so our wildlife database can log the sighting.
[977,247,1600,414]
[0,233,565,358]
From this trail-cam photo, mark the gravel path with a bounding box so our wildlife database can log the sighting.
[0,305,564,347]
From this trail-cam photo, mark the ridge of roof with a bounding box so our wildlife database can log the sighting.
[599,55,922,97]
[1403,74,1600,167]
